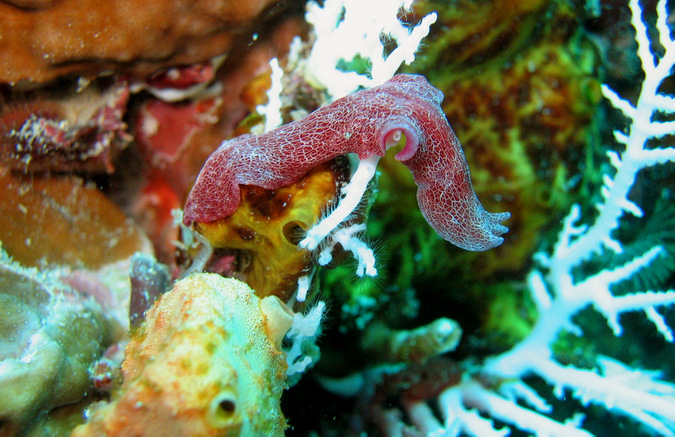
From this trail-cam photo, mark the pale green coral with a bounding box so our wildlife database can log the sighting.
[0,247,113,435]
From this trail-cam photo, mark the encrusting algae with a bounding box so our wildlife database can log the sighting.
[72,274,294,437]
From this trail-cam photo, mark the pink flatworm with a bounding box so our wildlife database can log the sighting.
[184,74,509,251]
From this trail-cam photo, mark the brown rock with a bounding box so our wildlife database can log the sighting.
[0,168,151,269]
[0,0,288,85]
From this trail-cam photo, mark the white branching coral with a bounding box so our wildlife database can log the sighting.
[304,0,437,100]
[299,154,380,279]
[422,0,675,435]
[256,57,284,132]
[285,301,326,377]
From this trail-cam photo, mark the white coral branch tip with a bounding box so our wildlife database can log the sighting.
[299,155,380,251]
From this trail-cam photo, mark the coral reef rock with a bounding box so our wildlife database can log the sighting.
[0,169,152,270]
[73,273,294,436]
[0,0,289,85]
[0,79,132,174]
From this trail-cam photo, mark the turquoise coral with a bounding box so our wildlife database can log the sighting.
[73,274,294,436]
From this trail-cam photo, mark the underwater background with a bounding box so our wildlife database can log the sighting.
[0,0,674,435]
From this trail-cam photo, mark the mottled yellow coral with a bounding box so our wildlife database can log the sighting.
[195,157,350,301]
[72,274,293,436]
